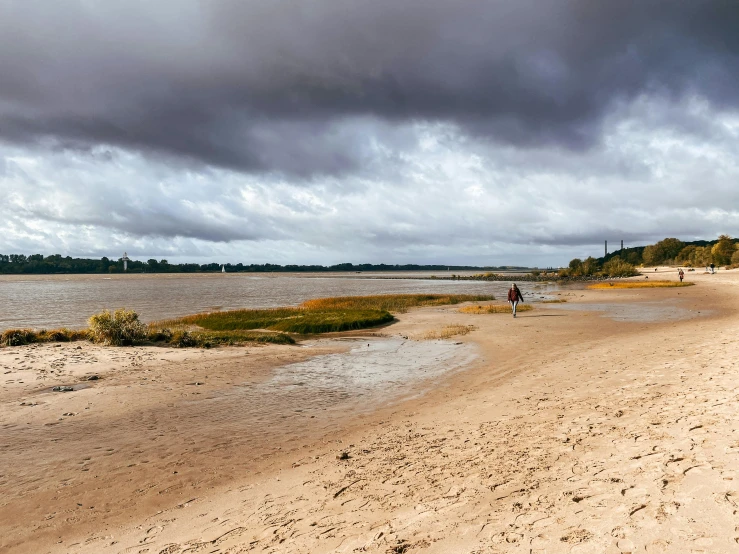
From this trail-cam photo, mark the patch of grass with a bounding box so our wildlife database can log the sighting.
[300,294,495,314]
[142,294,497,347]
[588,280,695,289]
[415,324,476,340]
[541,299,567,303]
[158,307,394,335]
[459,304,534,314]
[188,330,295,347]
[169,308,305,331]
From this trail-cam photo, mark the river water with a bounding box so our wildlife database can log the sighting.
[0,272,559,330]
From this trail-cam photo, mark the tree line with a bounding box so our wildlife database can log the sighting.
[0,255,522,275]
[563,235,739,278]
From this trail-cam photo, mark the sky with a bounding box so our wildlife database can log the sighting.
[1,1,738,267]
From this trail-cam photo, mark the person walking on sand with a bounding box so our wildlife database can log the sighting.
[678,268,684,282]
[508,283,524,318]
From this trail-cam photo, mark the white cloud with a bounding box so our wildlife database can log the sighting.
[2,96,739,266]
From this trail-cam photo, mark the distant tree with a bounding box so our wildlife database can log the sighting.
[568,258,583,275]
[642,238,684,265]
[602,256,638,277]
[582,256,600,276]
[711,234,736,266]
[676,245,697,265]
[622,249,643,266]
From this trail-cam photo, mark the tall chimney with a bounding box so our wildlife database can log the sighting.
[621,240,624,250]
[605,240,607,257]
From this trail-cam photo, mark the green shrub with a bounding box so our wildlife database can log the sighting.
[147,328,173,343]
[88,309,148,346]
[171,330,197,348]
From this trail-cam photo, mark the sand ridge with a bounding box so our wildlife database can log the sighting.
[2,269,739,553]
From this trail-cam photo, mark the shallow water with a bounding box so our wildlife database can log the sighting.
[267,337,476,407]
[546,301,706,322]
[180,337,478,445]
[0,272,559,330]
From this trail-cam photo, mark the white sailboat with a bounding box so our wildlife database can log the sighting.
[221,265,225,273]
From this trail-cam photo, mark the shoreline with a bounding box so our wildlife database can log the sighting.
[2,269,739,552]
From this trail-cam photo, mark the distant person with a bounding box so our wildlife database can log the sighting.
[678,268,684,282]
[710,263,715,274]
[507,284,524,318]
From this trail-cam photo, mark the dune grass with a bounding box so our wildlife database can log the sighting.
[541,299,567,303]
[1,328,89,347]
[416,324,476,340]
[459,304,534,315]
[588,280,695,289]
[300,294,494,313]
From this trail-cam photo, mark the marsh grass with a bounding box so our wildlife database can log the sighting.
[165,329,295,347]
[416,324,476,340]
[300,294,494,313]
[150,294,490,338]
[154,307,395,335]
[3,294,486,349]
[588,280,695,289]
[541,299,567,303]
[459,304,534,315]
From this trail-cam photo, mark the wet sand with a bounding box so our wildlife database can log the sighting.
[2,268,739,553]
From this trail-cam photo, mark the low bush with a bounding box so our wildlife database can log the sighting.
[88,309,148,346]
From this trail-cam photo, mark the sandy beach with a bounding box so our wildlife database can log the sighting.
[2,269,739,553]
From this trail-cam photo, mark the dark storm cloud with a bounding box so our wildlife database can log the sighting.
[1,0,738,175]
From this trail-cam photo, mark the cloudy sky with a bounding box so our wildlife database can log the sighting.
[1,1,738,266]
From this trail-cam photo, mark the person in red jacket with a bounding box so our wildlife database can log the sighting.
[507,283,524,318]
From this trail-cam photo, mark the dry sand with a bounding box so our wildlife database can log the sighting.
[2,269,739,553]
